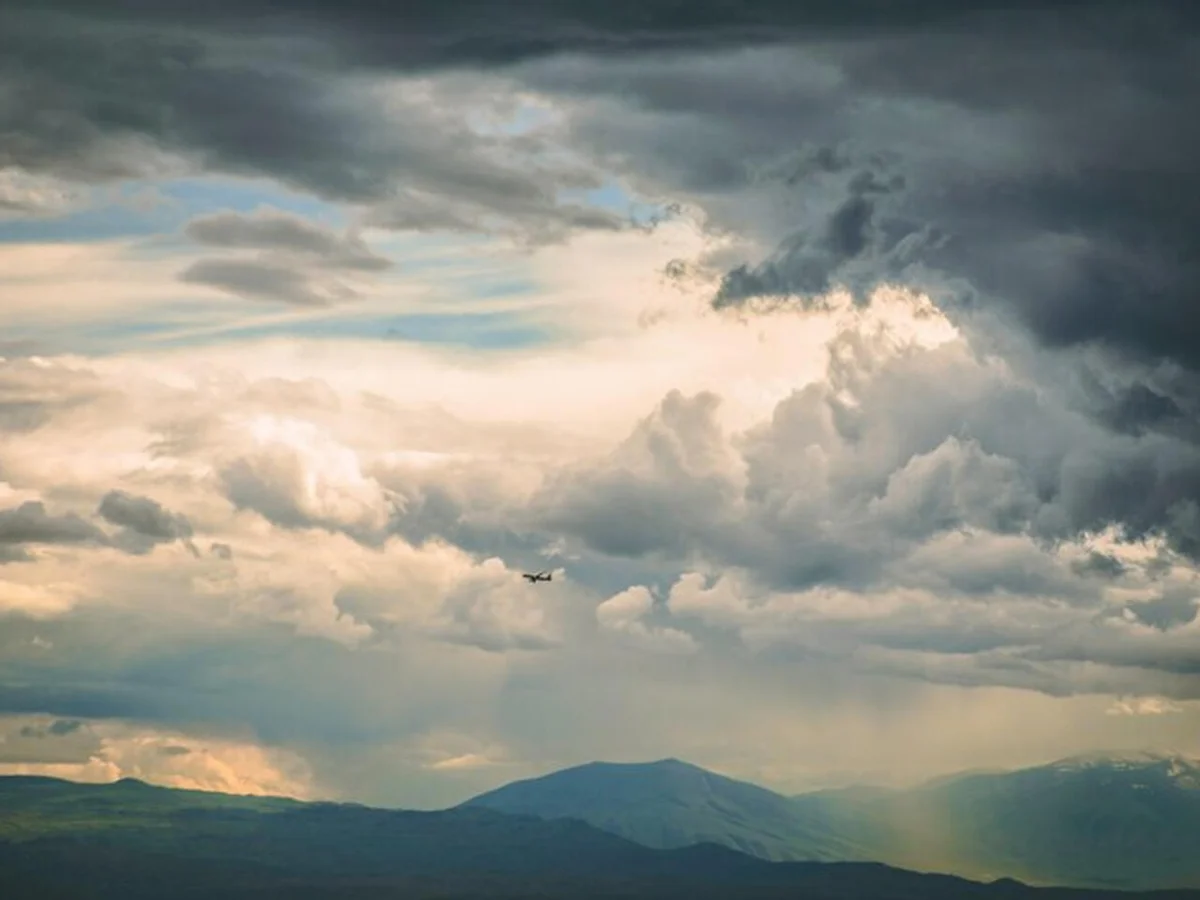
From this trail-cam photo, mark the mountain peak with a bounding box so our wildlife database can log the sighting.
[463,756,866,863]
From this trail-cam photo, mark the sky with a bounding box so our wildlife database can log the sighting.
[1,0,1199,809]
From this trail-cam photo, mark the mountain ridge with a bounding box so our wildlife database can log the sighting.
[11,773,1190,900]
[464,752,1200,891]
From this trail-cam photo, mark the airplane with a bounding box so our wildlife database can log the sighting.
[522,570,552,583]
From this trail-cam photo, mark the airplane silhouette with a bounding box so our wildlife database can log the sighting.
[522,570,552,583]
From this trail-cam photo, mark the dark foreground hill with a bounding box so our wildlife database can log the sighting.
[465,754,1200,891]
[3,775,1199,900]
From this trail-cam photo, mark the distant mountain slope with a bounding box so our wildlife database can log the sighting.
[833,753,1200,891]
[462,757,870,861]
[463,754,1200,891]
[5,773,1192,900]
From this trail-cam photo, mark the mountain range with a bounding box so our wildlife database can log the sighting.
[2,753,1199,898]
[463,753,1200,891]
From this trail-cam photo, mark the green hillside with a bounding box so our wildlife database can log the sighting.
[0,775,299,841]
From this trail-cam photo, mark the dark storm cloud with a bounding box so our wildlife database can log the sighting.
[0,2,1145,66]
[7,0,1196,343]
[472,2,1200,559]
[442,1,1200,383]
[0,4,618,241]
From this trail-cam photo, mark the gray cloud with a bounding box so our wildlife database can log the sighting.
[1128,591,1200,632]
[19,718,83,738]
[1,715,100,764]
[180,257,361,307]
[482,11,1200,560]
[184,209,391,271]
[179,208,393,306]
[480,5,1200,380]
[3,2,1145,68]
[531,321,1200,590]
[97,489,194,555]
[0,6,625,244]
[714,153,924,310]
[8,1,1196,361]
[0,501,106,555]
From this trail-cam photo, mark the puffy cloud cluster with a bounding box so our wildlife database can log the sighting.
[4,291,1194,718]
[3,249,1199,805]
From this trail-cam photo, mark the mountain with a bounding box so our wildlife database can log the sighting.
[463,754,1200,891]
[827,753,1200,891]
[462,757,871,862]
[4,774,1196,900]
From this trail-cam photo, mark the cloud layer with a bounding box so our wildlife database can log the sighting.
[1,287,1198,803]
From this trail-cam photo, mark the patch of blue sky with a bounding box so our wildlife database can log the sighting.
[557,178,678,227]
[361,232,544,304]
[0,174,348,246]
[1,300,221,356]
[466,99,558,137]
[155,309,556,352]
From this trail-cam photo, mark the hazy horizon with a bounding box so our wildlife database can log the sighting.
[7,748,1200,811]
[1,0,1199,812]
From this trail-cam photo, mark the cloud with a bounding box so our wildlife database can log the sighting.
[6,2,1198,342]
[5,2,1135,67]
[0,7,624,244]
[1106,696,1184,717]
[0,168,81,218]
[0,500,107,560]
[2,290,1197,709]
[179,207,393,307]
[218,415,398,543]
[97,489,195,555]
[180,257,359,307]
[0,581,80,618]
[480,5,1200,402]
[3,2,1200,803]
[596,585,698,655]
[0,715,314,797]
[536,288,1200,591]
[184,208,390,270]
